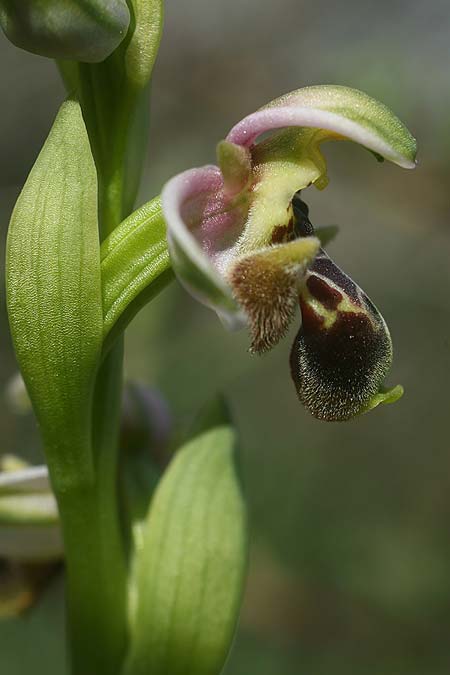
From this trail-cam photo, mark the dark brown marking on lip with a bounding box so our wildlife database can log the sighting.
[311,253,362,306]
[271,218,294,244]
[306,274,343,310]
[290,192,394,421]
[299,297,325,332]
[292,194,362,306]
[291,303,392,421]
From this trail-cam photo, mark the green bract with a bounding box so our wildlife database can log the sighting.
[6,98,103,490]
[100,197,173,351]
[125,401,248,675]
[0,0,130,62]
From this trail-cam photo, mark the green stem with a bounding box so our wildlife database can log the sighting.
[59,249,128,675]
[46,346,127,675]
[59,62,140,675]
[59,480,126,675]
[52,3,163,668]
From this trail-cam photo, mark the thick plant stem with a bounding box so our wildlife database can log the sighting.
[59,295,128,675]
[61,93,130,675]
[57,49,150,674]
[63,221,129,672]
[59,477,127,675]
[45,347,127,674]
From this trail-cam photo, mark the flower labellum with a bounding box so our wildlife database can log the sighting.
[161,85,416,421]
[0,0,130,62]
[290,195,403,421]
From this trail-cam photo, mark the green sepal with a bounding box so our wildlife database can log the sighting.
[6,99,103,491]
[315,224,339,247]
[256,85,417,169]
[217,140,251,195]
[100,197,173,352]
[124,399,248,675]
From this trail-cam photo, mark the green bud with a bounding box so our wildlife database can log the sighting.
[0,0,130,62]
[120,381,171,461]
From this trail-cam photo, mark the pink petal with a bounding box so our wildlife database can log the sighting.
[227,85,416,169]
[161,166,246,327]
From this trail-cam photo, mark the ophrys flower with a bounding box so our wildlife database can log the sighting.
[161,85,416,421]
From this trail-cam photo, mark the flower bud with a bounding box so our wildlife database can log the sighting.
[0,0,130,62]
[120,381,172,467]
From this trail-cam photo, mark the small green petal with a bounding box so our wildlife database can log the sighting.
[217,140,252,196]
[238,132,325,254]
[362,384,404,414]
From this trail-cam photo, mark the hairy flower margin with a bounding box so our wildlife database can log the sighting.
[161,85,417,421]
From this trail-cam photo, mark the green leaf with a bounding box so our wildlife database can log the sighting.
[6,99,103,491]
[100,197,173,351]
[124,404,248,675]
[125,0,164,90]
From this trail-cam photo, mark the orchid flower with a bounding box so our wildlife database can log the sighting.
[161,85,416,421]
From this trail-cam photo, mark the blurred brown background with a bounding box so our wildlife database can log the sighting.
[1,0,450,673]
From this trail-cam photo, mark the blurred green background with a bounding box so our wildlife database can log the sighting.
[1,0,450,673]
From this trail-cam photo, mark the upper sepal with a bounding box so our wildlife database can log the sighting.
[227,85,417,169]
